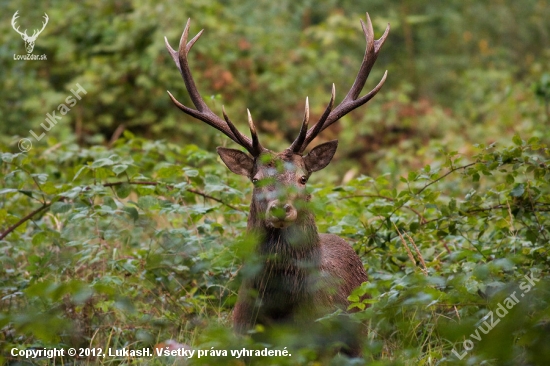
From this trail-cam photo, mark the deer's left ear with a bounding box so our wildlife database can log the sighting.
[303,140,338,173]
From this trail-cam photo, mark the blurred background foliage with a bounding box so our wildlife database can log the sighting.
[1,0,549,173]
[1,0,550,365]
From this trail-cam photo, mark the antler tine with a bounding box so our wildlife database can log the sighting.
[289,97,310,153]
[11,11,27,37]
[375,19,390,53]
[36,13,49,35]
[345,13,376,101]
[300,84,335,152]
[165,19,257,155]
[301,13,389,150]
[247,109,264,155]
[173,19,208,112]
[222,106,251,150]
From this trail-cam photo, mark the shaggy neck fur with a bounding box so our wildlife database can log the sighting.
[246,201,321,321]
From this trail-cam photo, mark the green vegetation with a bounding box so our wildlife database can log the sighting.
[1,0,550,365]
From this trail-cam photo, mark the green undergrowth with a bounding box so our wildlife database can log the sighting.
[1,133,550,365]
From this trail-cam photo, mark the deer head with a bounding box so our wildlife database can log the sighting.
[165,14,389,231]
[12,11,49,54]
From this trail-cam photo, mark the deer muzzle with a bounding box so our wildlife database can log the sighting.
[266,199,297,229]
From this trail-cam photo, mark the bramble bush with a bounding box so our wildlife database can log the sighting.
[1,132,549,365]
[2,1,549,364]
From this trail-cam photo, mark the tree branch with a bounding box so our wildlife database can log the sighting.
[0,202,52,240]
[102,180,243,212]
[371,162,478,232]
[340,194,426,224]
[0,180,243,241]
[416,162,476,196]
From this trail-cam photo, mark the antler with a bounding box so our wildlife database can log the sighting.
[11,11,27,38]
[11,11,49,40]
[291,13,390,154]
[165,19,264,156]
[31,13,49,39]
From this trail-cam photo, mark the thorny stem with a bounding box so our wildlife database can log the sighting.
[415,162,476,196]
[102,180,243,212]
[372,162,477,233]
[457,228,488,260]
[0,203,52,240]
[340,193,426,223]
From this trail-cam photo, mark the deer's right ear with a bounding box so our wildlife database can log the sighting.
[216,147,254,177]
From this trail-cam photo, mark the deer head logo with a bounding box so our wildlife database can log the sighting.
[11,11,49,54]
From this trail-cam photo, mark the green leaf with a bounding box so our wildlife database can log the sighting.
[115,183,131,199]
[526,229,538,243]
[41,182,59,194]
[31,173,48,184]
[448,198,457,212]
[91,158,114,168]
[19,190,35,198]
[112,164,128,175]
[512,134,523,146]
[32,231,48,246]
[510,183,525,197]
[408,171,418,181]
[62,186,83,199]
[123,206,139,222]
[156,164,181,178]
[51,202,72,214]
[137,196,158,209]
[0,188,18,195]
[1,153,14,163]
[184,168,199,177]
[103,196,117,209]
[114,297,136,314]
[73,165,89,180]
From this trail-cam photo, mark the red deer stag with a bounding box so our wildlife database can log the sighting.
[165,13,389,355]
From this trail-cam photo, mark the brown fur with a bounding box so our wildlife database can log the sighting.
[165,13,389,357]
[228,150,368,356]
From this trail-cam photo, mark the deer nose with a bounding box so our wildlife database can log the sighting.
[266,200,297,227]
[269,202,287,220]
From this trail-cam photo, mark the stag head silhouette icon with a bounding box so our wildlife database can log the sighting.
[11,11,49,54]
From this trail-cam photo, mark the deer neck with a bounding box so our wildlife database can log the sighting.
[244,204,320,309]
[247,204,321,262]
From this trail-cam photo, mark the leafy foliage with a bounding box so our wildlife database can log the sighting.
[2,0,550,365]
[1,132,550,365]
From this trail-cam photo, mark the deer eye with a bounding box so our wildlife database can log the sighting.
[299,176,308,185]
[252,178,259,184]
